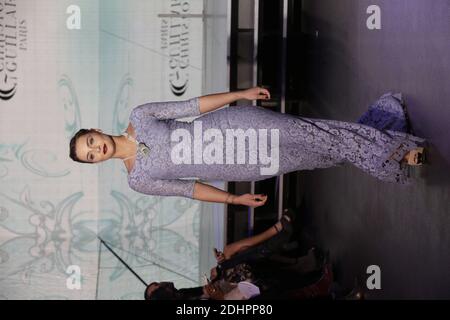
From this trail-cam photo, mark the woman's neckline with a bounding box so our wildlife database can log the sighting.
[124,123,138,175]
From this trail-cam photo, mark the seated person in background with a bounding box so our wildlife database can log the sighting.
[145,209,331,300]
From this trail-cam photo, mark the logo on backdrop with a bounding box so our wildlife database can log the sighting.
[161,0,191,97]
[0,0,28,101]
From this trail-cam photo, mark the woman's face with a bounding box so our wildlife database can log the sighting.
[75,130,116,163]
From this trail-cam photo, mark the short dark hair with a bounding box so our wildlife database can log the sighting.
[144,282,178,300]
[144,282,157,300]
[69,129,92,163]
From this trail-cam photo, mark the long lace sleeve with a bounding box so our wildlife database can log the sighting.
[132,97,200,120]
[128,174,197,199]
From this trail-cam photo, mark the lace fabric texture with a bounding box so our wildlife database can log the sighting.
[127,94,425,198]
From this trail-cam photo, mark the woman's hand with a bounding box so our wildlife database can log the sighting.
[203,282,225,300]
[214,248,226,263]
[240,87,271,101]
[235,193,268,208]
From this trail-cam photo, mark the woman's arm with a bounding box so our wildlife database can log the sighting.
[193,181,268,208]
[223,224,278,258]
[128,175,268,206]
[132,97,200,120]
[131,87,270,121]
[198,87,271,114]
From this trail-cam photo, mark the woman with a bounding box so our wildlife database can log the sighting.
[145,212,330,300]
[144,214,295,300]
[69,88,425,207]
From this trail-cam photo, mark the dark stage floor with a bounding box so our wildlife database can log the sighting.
[295,0,450,299]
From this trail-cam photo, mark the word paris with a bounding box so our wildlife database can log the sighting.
[171,121,280,175]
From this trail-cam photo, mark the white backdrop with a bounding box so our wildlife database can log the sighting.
[0,0,227,300]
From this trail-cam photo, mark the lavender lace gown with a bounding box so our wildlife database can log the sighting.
[128,93,425,198]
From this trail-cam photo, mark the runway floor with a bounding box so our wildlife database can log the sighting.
[293,0,450,299]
